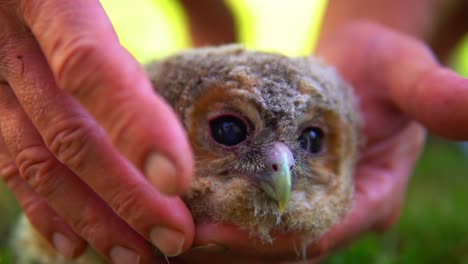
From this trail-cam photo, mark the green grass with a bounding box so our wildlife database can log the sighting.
[0,180,20,252]
[0,247,13,264]
[1,137,467,263]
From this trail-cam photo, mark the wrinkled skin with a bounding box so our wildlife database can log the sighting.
[1,0,468,264]
[172,22,468,263]
[0,1,194,263]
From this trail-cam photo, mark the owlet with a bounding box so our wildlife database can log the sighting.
[11,45,361,263]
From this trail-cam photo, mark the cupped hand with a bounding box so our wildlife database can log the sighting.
[0,1,194,263]
[173,21,468,263]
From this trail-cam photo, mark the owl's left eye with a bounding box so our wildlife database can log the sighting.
[298,127,325,154]
[209,115,248,147]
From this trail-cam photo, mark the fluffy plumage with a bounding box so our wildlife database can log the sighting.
[11,45,360,263]
[147,45,360,241]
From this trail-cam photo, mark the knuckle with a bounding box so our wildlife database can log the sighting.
[107,106,141,145]
[45,116,95,170]
[15,145,60,197]
[49,34,103,99]
[104,99,157,166]
[107,184,145,225]
[20,1,100,95]
[19,0,46,23]
[21,194,47,217]
[0,160,18,182]
[98,102,151,168]
[0,161,24,193]
[68,208,102,244]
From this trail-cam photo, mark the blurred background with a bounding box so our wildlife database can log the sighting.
[325,138,468,264]
[1,0,467,263]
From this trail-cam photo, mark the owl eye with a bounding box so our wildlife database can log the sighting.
[298,127,324,154]
[209,115,248,147]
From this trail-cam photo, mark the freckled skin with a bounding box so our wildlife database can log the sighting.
[11,45,361,263]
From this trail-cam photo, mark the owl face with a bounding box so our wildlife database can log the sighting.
[149,46,360,240]
[184,74,348,211]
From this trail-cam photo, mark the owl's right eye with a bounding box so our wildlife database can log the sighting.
[209,115,248,147]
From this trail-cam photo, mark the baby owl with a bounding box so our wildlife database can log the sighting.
[11,45,360,263]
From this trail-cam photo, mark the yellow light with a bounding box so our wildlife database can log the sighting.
[100,0,190,63]
[100,0,328,60]
[451,34,468,77]
[225,0,328,56]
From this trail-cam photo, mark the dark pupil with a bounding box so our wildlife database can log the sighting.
[298,127,324,154]
[210,115,247,146]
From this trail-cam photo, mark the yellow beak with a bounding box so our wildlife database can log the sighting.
[260,142,293,213]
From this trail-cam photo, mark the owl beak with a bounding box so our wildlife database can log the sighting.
[260,142,294,213]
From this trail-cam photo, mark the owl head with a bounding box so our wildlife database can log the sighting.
[147,46,360,241]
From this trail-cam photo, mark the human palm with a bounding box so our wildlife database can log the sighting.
[174,22,468,263]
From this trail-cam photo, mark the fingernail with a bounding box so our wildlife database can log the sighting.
[110,246,140,264]
[52,233,75,258]
[145,153,178,195]
[150,227,185,257]
[192,243,227,253]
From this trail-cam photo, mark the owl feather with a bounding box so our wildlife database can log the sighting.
[10,45,360,263]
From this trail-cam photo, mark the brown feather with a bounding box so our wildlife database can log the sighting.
[148,45,361,241]
[11,45,361,263]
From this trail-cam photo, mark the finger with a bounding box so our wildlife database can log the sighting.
[0,133,87,259]
[192,124,423,262]
[0,83,157,263]
[330,22,468,140]
[372,27,468,140]
[19,0,194,195]
[184,128,425,262]
[190,221,314,261]
[0,37,194,256]
[185,125,424,261]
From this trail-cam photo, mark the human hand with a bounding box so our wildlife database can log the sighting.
[0,1,194,263]
[171,22,468,263]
